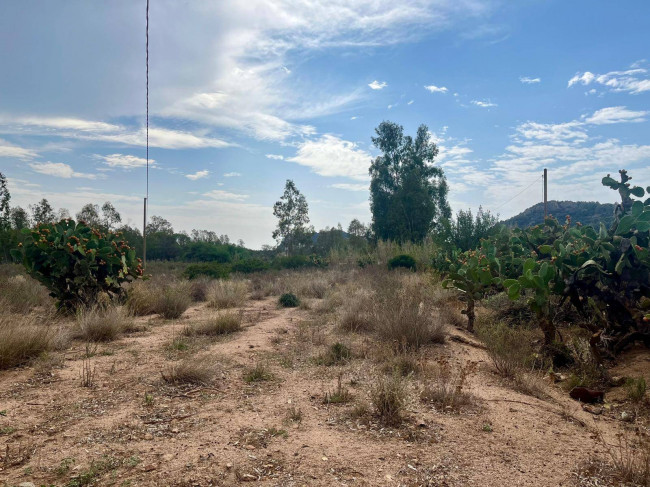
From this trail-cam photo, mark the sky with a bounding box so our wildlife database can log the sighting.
[0,0,649,248]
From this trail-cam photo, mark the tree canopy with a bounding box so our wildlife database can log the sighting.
[369,121,451,243]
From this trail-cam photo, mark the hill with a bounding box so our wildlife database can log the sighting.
[503,200,615,229]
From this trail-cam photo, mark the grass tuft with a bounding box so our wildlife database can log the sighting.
[0,314,52,370]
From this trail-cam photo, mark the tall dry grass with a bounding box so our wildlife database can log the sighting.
[74,306,132,342]
[126,279,191,318]
[0,274,52,313]
[206,280,248,309]
[0,314,53,369]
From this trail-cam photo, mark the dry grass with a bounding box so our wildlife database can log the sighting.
[372,274,446,351]
[370,372,408,426]
[243,362,273,383]
[189,277,212,302]
[207,280,248,309]
[161,356,218,385]
[338,288,375,332]
[476,320,537,379]
[126,280,191,319]
[0,314,52,369]
[420,359,477,411]
[183,312,242,337]
[0,274,52,313]
[74,306,131,342]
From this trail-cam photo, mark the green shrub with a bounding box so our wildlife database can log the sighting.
[279,292,299,308]
[626,377,647,402]
[184,262,231,280]
[388,254,416,271]
[231,258,269,274]
[316,342,351,366]
[11,219,142,311]
[272,254,328,270]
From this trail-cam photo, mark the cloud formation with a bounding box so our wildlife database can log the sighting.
[186,170,210,180]
[568,67,650,94]
[29,162,96,179]
[287,135,372,180]
[424,85,448,93]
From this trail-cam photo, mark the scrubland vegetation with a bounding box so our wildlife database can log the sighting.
[2,149,650,484]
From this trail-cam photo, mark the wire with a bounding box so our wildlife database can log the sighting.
[493,175,543,212]
[146,0,149,201]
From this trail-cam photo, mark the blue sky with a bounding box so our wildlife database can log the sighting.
[0,0,649,248]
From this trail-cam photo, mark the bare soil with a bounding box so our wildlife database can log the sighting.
[0,295,644,486]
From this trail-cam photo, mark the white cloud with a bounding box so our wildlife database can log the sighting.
[330,183,368,191]
[186,170,210,180]
[407,100,414,105]
[0,115,231,150]
[29,162,97,179]
[223,172,241,177]
[368,80,387,90]
[350,116,359,120]
[568,67,650,94]
[202,189,249,201]
[0,139,38,160]
[584,106,648,125]
[265,154,284,160]
[287,134,372,180]
[96,153,151,169]
[471,99,497,108]
[424,85,448,93]
[519,76,541,84]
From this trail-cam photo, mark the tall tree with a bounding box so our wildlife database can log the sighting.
[101,202,122,231]
[77,203,101,227]
[0,172,10,230]
[10,207,30,229]
[369,121,451,242]
[30,198,56,225]
[273,179,311,255]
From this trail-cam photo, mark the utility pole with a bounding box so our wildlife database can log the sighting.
[143,197,147,268]
[544,168,548,221]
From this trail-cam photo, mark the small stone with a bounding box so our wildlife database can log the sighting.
[226,463,233,469]
[19,483,36,487]
[322,456,328,461]
[610,376,626,387]
[144,433,154,440]
[582,404,603,415]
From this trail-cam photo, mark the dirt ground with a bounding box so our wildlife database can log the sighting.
[0,294,645,486]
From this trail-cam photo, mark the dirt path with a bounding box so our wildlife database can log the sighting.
[0,296,629,486]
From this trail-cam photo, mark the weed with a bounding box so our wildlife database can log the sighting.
[161,357,217,385]
[482,423,493,432]
[323,374,352,404]
[316,342,352,366]
[207,280,248,309]
[285,406,303,424]
[243,362,273,383]
[0,314,52,370]
[626,377,647,403]
[420,359,477,411]
[184,312,242,337]
[80,355,95,387]
[370,373,407,426]
[74,305,130,342]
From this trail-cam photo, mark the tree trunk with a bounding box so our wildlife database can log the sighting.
[466,299,475,333]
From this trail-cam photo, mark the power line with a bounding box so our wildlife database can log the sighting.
[493,175,543,212]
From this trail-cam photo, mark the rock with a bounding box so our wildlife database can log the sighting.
[610,376,626,387]
[570,387,604,403]
[19,483,36,487]
[226,463,233,469]
[240,474,257,481]
[582,404,603,415]
[549,372,567,383]
[621,411,635,422]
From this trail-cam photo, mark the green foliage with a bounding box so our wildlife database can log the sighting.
[272,254,327,270]
[503,200,615,229]
[231,258,270,274]
[369,121,451,243]
[273,179,313,255]
[387,254,416,271]
[439,169,650,360]
[184,262,231,279]
[11,219,142,310]
[279,292,300,308]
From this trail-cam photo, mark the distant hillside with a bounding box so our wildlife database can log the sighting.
[503,200,615,229]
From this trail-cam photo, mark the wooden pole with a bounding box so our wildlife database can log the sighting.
[544,168,548,220]
[143,197,147,269]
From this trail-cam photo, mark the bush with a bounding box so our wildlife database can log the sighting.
[0,314,52,369]
[11,219,142,311]
[231,258,269,274]
[272,254,328,270]
[370,373,407,426]
[279,292,299,308]
[243,362,273,383]
[156,281,192,319]
[189,277,211,302]
[626,377,647,403]
[184,312,241,337]
[184,262,231,280]
[316,342,351,366]
[74,306,130,342]
[161,356,217,385]
[388,254,416,271]
[207,280,248,309]
[126,280,158,316]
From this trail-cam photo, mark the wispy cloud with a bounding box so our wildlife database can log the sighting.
[202,189,249,201]
[223,172,241,177]
[471,99,497,108]
[0,138,38,160]
[584,106,648,125]
[186,170,210,180]
[30,161,97,179]
[424,85,448,93]
[331,183,368,191]
[96,153,151,169]
[265,154,284,160]
[368,80,387,90]
[519,76,541,84]
[568,66,650,94]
